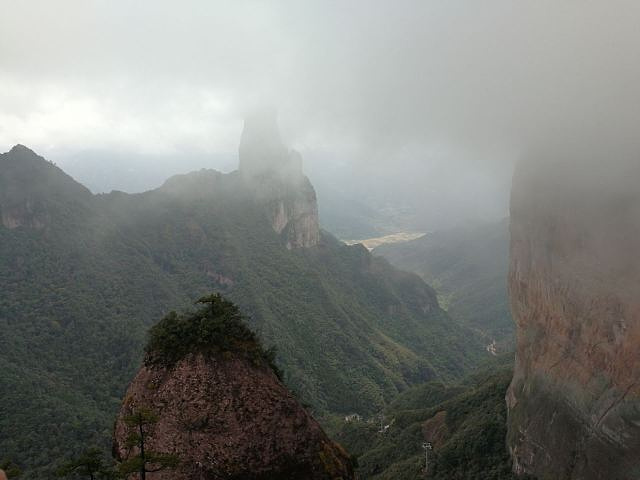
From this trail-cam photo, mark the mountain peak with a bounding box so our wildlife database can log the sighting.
[2,144,46,169]
[238,108,301,179]
[8,144,37,156]
[236,110,319,248]
[0,145,91,229]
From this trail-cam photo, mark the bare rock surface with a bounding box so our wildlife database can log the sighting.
[113,353,354,480]
[422,410,449,448]
[238,109,320,249]
[507,157,640,479]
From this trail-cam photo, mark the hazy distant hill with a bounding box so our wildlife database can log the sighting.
[0,145,485,477]
[374,219,513,350]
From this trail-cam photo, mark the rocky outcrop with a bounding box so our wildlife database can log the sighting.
[422,411,449,449]
[238,109,319,249]
[507,158,640,479]
[113,353,354,480]
[1,199,48,229]
[255,173,320,249]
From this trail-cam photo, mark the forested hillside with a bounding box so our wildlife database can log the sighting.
[329,355,528,479]
[0,146,486,478]
[374,219,513,350]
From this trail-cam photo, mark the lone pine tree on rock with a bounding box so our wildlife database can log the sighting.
[113,293,355,479]
[118,407,179,480]
[56,448,115,480]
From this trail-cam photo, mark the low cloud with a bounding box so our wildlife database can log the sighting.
[2,0,639,224]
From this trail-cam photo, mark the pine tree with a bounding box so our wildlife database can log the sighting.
[55,448,115,479]
[118,407,179,480]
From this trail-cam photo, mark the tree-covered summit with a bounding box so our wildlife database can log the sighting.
[145,294,280,377]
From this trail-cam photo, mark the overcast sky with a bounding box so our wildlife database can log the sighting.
[2,1,639,227]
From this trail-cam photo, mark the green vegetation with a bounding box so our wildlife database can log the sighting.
[55,449,116,480]
[145,294,280,377]
[117,408,179,479]
[374,219,513,350]
[0,149,486,478]
[1,460,22,478]
[329,355,529,479]
[54,409,179,480]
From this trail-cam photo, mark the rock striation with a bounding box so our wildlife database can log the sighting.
[113,352,354,480]
[238,109,320,249]
[507,157,640,479]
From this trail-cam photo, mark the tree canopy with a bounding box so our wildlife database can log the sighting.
[144,294,281,378]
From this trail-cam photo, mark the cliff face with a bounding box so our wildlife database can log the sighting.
[254,173,320,249]
[507,159,640,479]
[113,353,354,480]
[238,110,319,249]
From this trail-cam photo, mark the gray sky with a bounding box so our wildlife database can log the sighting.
[2,0,639,228]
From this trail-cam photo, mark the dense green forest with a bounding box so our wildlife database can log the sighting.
[145,293,280,376]
[374,219,513,351]
[0,146,487,478]
[327,355,531,479]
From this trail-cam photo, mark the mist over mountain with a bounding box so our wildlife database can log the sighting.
[7,0,640,235]
[3,2,640,479]
[375,219,513,351]
[507,152,640,479]
[0,121,487,478]
[49,147,510,239]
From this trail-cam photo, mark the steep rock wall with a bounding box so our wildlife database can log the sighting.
[113,353,354,480]
[238,110,319,249]
[256,174,320,249]
[507,159,640,479]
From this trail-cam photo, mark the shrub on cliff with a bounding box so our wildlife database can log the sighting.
[144,294,281,378]
[55,448,116,479]
[0,460,21,478]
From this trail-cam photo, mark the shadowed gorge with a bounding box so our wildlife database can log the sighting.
[374,219,513,352]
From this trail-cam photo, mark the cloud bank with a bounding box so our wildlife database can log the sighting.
[2,1,639,226]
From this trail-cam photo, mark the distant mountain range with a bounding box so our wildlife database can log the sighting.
[0,121,487,477]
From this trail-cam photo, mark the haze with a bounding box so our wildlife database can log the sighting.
[2,0,639,233]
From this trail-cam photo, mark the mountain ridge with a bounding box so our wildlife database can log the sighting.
[0,141,486,478]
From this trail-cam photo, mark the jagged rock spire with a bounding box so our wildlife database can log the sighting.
[238,108,302,180]
[236,108,318,249]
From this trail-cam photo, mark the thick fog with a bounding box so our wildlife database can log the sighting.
[2,1,640,235]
